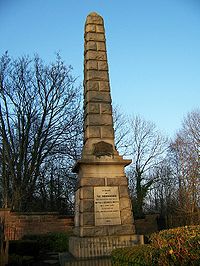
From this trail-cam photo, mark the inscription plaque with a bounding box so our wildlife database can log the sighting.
[94,186,121,226]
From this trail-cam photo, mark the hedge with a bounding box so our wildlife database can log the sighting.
[22,232,70,252]
[111,225,200,266]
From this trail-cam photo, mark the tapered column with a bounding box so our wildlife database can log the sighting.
[83,12,116,158]
[69,12,143,259]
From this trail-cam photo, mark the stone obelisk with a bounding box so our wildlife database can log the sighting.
[69,12,143,258]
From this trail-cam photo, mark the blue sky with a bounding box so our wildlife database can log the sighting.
[0,0,200,137]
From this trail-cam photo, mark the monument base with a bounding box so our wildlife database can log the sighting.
[69,235,144,258]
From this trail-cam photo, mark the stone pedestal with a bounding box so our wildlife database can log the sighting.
[69,157,144,257]
[69,235,144,258]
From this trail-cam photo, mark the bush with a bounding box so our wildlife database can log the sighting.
[22,232,70,252]
[111,225,200,266]
[150,225,200,265]
[9,240,39,257]
[8,254,34,266]
[112,245,158,266]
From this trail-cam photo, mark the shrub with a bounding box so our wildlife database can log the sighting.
[111,225,200,266]
[22,232,70,252]
[8,254,34,266]
[9,240,39,257]
[150,225,200,265]
[112,245,158,266]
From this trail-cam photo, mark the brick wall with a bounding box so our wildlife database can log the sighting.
[0,209,74,240]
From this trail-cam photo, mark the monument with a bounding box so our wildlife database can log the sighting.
[69,12,143,258]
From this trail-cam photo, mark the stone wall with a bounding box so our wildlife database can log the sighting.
[0,216,8,265]
[0,209,73,240]
[0,209,161,241]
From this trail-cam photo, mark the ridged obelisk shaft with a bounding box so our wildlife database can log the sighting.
[83,12,115,156]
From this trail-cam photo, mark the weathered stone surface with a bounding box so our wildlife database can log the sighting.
[86,60,98,70]
[86,41,97,51]
[120,210,134,224]
[69,235,143,257]
[80,224,135,237]
[85,32,105,42]
[80,226,107,237]
[87,103,100,113]
[119,197,132,210]
[107,177,128,186]
[85,91,111,103]
[85,114,113,126]
[98,61,108,70]
[80,187,94,199]
[85,24,96,33]
[80,212,94,226]
[86,13,103,25]
[85,50,107,61]
[109,224,135,236]
[93,141,113,157]
[101,126,114,138]
[97,42,106,51]
[86,70,109,81]
[96,25,104,33]
[86,81,99,91]
[99,81,110,91]
[80,177,105,187]
[119,186,130,198]
[101,103,112,114]
[80,200,94,212]
[86,126,101,138]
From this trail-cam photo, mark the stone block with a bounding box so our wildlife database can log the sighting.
[80,212,94,226]
[86,126,101,138]
[96,25,104,33]
[85,24,96,33]
[85,50,106,61]
[120,209,134,224]
[86,70,109,81]
[101,103,112,114]
[86,41,97,51]
[98,61,108,70]
[80,200,94,212]
[97,42,106,51]
[107,177,128,186]
[80,187,94,199]
[86,14,103,25]
[109,224,135,235]
[86,91,111,103]
[119,197,131,210]
[87,102,100,113]
[99,81,110,91]
[101,126,114,138]
[80,226,107,237]
[85,114,113,126]
[86,60,98,70]
[86,32,105,42]
[119,186,130,198]
[86,80,99,91]
[80,177,105,187]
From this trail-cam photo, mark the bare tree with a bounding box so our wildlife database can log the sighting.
[0,52,82,211]
[169,109,200,222]
[146,159,177,217]
[112,105,130,155]
[127,115,168,217]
